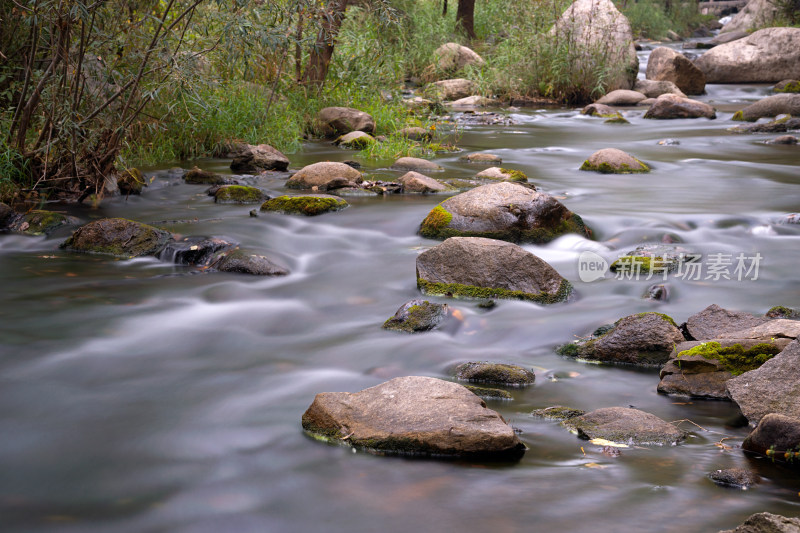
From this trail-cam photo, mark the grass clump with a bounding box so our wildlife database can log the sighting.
[678,341,782,376]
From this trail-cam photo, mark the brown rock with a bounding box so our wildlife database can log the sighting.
[391,157,442,172]
[645,46,706,95]
[735,94,800,121]
[644,94,716,119]
[563,407,687,445]
[685,304,769,340]
[433,43,485,72]
[634,79,687,98]
[580,148,650,173]
[397,171,449,193]
[317,107,376,137]
[286,162,363,190]
[596,89,647,106]
[230,144,289,172]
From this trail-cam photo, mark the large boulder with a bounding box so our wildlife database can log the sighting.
[634,79,687,99]
[560,312,684,366]
[433,42,485,72]
[694,27,800,83]
[230,144,289,172]
[684,304,769,340]
[562,407,687,446]
[397,171,450,193]
[316,107,376,137]
[595,89,647,106]
[579,148,650,173]
[418,182,590,244]
[286,162,362,190]
[727,340,800,425]
[734,94,800,122]
[429,78,477,100]
[742,413,800,461]
[719,512,800,533]
[301,376,526,459]
[550,0,638,91]
[61,218,172,258]
[643,94,716,119]
[645,47,706,95]
[416,237,573,304]
[719,0,780,34]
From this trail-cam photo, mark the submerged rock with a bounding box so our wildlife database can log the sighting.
[286,162,363,190]
[732,94,800,122]
[645,47,706,95]
[416,237,572,304]
[708,468,760,489]
[454,362,536,387]
[644,94,716,119]
[301,376,526,459]
[230,144,289,172]
[465,385,513,400]
[214,185,267,204]
[159,236,235,265]
[563,407,687,446]
[11,210,76,235]
[418,182,590,244]
[382,299,448,333]
[532,406,586,420]
[580,148,650,173]
[719,512,800,533]
[742,413,800,462]
[391,157,442,172]
[397,171,450,193]
[475,167,528,182]
[316,107,376,137]
[729,116,800,134]
[212,248,289,276]
[61,218,172,258]
[261,195,348,216]
[684,304,769,340]
[184,166,228,185]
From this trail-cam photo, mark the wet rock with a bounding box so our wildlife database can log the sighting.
[729,116,800,134]
[316,107,376,137]
[581,103,615,116]
[465,385,513,400]
[286,162,363,190]
[550,0,638,91]
[685,304,770,340]
[579,148,650,173]
[401,96,438,111]
[459,152,502,164]
[658,138,680,145]
[719,0,780,35]
[391,157,442,172]
[710,30,749,45]
[609,243,688,275]
[563,312,684,366]
[11,210,76,235]
[766,306,800,319]
[0,202,14,228]
[301,376,526,458]
[229,144,289,172]
[184,166,228,185]
[645,47,706,95]
[429,78,477,100]
[455,362,535,386]
[449,95,493,107]
[596,89,647,106]
[382,299,448,333]
[742,413,800,461]
[727,340,800,425]
[532,406,586,420]
[397,171,450,193]
[214,185,267,204]
[644,94,716,119]
[158,236,235,265]
[118,168,147,195]
[767,135,798,145]
[562,407,687,445]
[416,236,572,304]
[475,167,528,182]
[733,94,800,122]
[708,468,760,489]
[634,79,687,98]
[213,248,289,276]
[719,512,800,533]
[729,319,800,340]
[334,131,375,148]
[433,42,485,73]
[774,79,800,93]
[455,110,514,125]
[603,113,629,124]
[418,182,590,244]
[695,27,800,84]
[260,194,348,216]
[645,284,669,301]
[396,127,431,142]
[61,218,172,258]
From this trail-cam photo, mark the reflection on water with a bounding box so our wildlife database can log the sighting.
[2,68,800,532]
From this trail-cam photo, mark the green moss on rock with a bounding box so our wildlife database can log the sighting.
[20,210,71,235]
[775,81,800,93]
[766,306,800,319]
[610,255,678,273]
[499,168,528,182]
[260,195,348,216]
[419,205,454,239]
[118,168,146,195]
[382,301,446,333]
[579,159,650,174]
[60,218,172,258]
[532,406,586,420]
[184,166,226,184]
[455,362,535,386]
[601,113,630,124]
[732,110,747,122]
[465,385,513,400]
[678,341,781,376]
[215,185,265,204]
[418,277,572,304]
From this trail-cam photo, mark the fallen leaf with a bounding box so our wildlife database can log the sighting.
[451,309,464,321]
[583,462,607,469]
[590,438,629,448]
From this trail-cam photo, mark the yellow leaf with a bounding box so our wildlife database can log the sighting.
[583,462,607,469]
[590,438,629,448]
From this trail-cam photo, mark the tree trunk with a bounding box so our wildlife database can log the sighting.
[442,0,448,16]
[456,0,475,40]
[303,0,349,87]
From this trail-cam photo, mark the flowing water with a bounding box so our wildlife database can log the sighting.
[2,48,800,532]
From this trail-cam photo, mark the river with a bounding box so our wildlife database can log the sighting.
[1,46,799,532]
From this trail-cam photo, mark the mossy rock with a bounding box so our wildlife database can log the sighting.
[677,341,781,376]
[532,406,586,420]
[774,80,800,94]
[731,110,748,122]
[418,277,573,304]
[184,166,227,185]
[61,218,172,258]
[260,195,348,216]
[455,362,536,386]
[464,385,513,400]
[500,168,528,182]
[601,113,630,124]
[214,185,266,204]
[610,255,679,274]
[766,306,800,319]
[382,300,448,333]
[118,168,146,195]
[579,159,649,173]
[580,148,650,174]
[17,210,74,235]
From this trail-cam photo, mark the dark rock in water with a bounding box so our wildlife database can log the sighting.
[11,210,76,235]
[465,385,513,400]
[729,116,800,134]
[562,407,686,445]
[158,236,235,265]
[732,94,800,122]
[742,413,800,463]
[645,284,669,301]
[61,218,172,258]
[261,195,348,216]
[214,185,267,204]
[184,166,228,185]
[382,299,448,333]
[708,468,760,489]
[342,160,361,169]
[118,168,147,195]
[230,144,289,173]
[645,46,706,95]
[727,340,800,425]
[767,135,798,145]
[301,376,526,459]
[212,249,289,276]
[0,202,14,228]
[419,182,590,244]
[532,406,586,420]
[316,106,376,137]
[416,237,573,304]
[766,306,800,319]
[561,312,684,366]
[286,162,363,190]
[685,304,769,341]
[580,148,650,173]
[455,362,535,386]
[719,512,800,533]
[644,94,716,119]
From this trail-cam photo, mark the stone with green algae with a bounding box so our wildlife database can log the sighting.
[260,195,348,216]
[579,148,649,174]
[382,299,448,333]
[214,185,266,204]
[60,218,172,258]
[455,362,535,386]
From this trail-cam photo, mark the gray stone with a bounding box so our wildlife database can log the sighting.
[735,94,800,121]
[230,144,289,172]
[719,512,800,533]
[214,249,289,276]
[695,28,800,84]
[596,89,647,106]
[644,94,716,119]
[449,95,493,107]
[711,30,750,45]
[634,79,687,98]
[768,135,798,145]
[646,47,706,95]
[742,413,800,460]
[301,376,526,458]
[391,157,442,172]
[474,167,528,182]
[159,237,235,266]
[397,171,449,193]
[708,468,760,489]
[61,218,172,258]
[286,162,363,190]
[563,407,687,445]
[429,78,477,100]
[459,153,502,164]
[580,148,650,173]
[686,304,770,340]
[719,0,780,35]
[581,103,616,116]
[317,107,376,136]
[729,117,800,134]
[382,299,448,333]
[433,42,485,72]
[455,362,536,386]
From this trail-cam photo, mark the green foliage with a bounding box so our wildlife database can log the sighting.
[617,0,715,39]
[678,341,782,376]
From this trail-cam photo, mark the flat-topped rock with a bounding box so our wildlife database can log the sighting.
[261,194,348,216]
[644,94,716,119]
[596,90,647,106]
[634,79,687,98]
[286,162,363,190]
[301,376,525,458]
[391,157,442,172]
[455,362,536,386]
[61,218,172,258]
[459,153,502,164]
[685,304,769,340]
[475,167,528,182]
[563,407,687,446]
[580,148,650,173]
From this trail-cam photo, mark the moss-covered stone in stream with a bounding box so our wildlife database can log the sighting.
[766,306,800,319]
[118,168,146,195]
[601,113,630,124]
[214,185,265,204]
[260,195,348,216]
[184,166,227,185]
[19,210,73,235]
[531,406,586,420]
[419,205,453,239]
[732,110,747,122]
[610,255,679,274]
[579,159,650,174]
[774,81,800,93]
[382,300,447,333]
[499,168,528,182]
[677,341,781,376]
[464,385,513,400]
[417,277,572,304]
[455,362,535,386]
[60,218,172,258]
